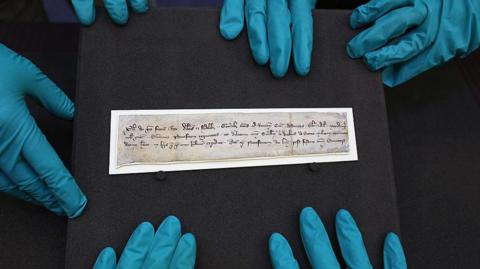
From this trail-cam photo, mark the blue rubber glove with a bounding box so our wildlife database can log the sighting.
[93,216,196,269]
[269,207,407,269]
[347,0,480,87]
[220,0,317,78]
[0,44,87,218]
[71,0,149,26]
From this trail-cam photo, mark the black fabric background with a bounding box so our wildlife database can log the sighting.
[65,8,399,269]
[1,7,480,269]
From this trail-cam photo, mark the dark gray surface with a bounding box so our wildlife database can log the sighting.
[387,53,480,268]
[66,8,399,269]
[0,24,78,269]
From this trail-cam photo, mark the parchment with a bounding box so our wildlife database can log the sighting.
[116,112,350,166]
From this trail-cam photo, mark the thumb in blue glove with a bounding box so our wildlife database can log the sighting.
[0,43,87,218]
[71,0,149,26]
[93,216,196,269]
[220,0,317,78]
[347,0,480,87]
[269,207,407,269]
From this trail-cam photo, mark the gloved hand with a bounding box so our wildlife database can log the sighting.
[71,0,149,26]
[0,44,87,218]
[347,0,480,87]
[220,0,317,78]
[269,207,407,269]
[93,216,196,269]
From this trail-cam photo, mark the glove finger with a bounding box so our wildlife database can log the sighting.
[382,40,449,87]
[335,209,372,269]
[129,0,149,13]
[268,233,300,269]
[5,157,65,215]
[71,0,96,26]
[384,233,407,269]
[220,0,245,40]
[300,207,340,269]
[347,5,427,58]
[20,55,74,120]
[350,0,413,29]
[0,169,36,203]
[245,0,269,65]
[290,0,316,76]
[117,222,155,269]
[104,0,129,25]
[363,28,430,70]
[93,247,117,269]
[168,233,197,269]
[142,216,182,269]
[21,116,87,218]
[267,0,292,78]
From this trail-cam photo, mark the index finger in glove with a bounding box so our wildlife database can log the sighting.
[245,0,269,65]
[142,216,182,268]
[383,233,407,269]
[269,233,300,269]
[93,247,117,269]
[21,116,87,218]
[104,0,129,25]
[129,0,148,13]
[22,59,75,120]
[117,222,155,269]
[335,209,372,269]
[267,0,292,78]
[350,0,413,29]
[168,233,197,269]
[300,207,340,269]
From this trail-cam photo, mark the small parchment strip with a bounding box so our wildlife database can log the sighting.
[116,111,349,167]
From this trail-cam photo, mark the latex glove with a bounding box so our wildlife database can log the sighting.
[269,207,407,269]
[0,44,87,218]
[220,0,317,78]
[93,216,196,269]
[71,0,149,26]
[347,0,480,87]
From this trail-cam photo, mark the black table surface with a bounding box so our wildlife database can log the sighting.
[0,19,479,268]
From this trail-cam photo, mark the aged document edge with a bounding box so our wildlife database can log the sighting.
[109,108,358,174]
